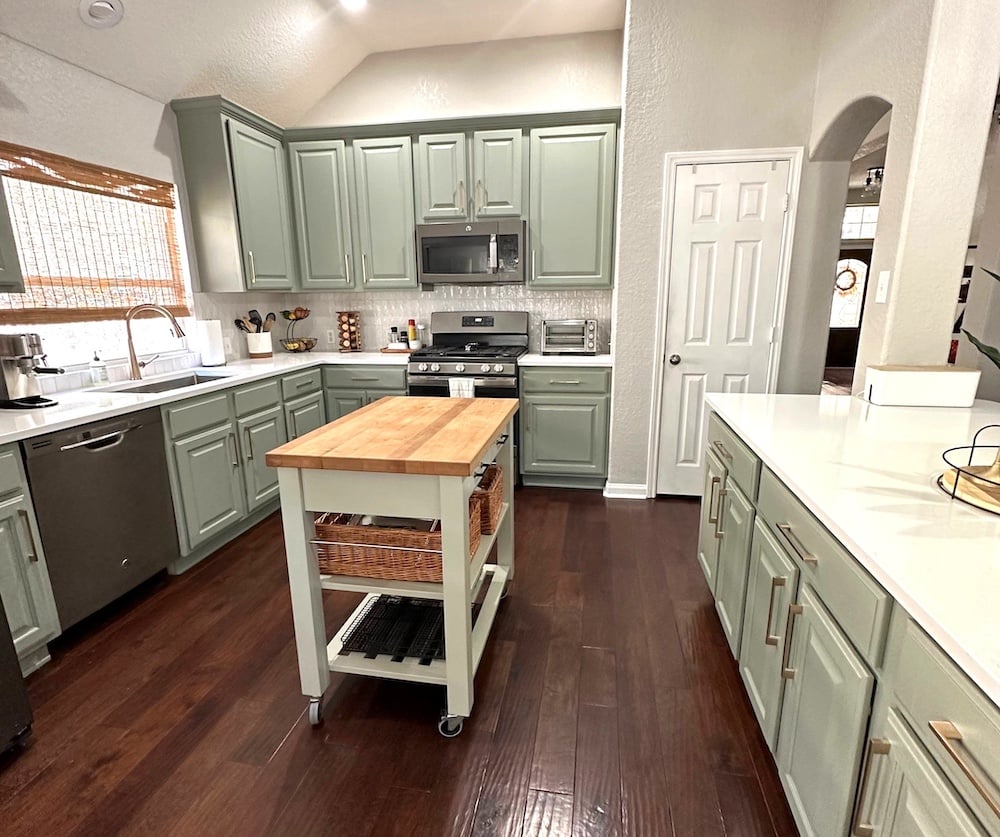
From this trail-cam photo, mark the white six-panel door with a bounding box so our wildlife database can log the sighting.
[656,159,790,495]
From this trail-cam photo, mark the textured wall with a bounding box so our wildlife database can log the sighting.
[298,31,623,127]
[607,0,825,489]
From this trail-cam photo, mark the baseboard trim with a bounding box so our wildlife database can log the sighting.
[602,482,650,500]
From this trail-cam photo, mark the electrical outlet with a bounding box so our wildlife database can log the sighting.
[223,336,233,356]
[875,270,891,304]
[326,330,336,345]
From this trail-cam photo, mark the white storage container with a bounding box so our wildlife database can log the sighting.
[863,365,981,408]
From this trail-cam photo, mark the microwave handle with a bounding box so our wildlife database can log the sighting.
[488,233,498,273]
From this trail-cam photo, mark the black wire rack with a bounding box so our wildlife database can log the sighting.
[937,424,1000,516]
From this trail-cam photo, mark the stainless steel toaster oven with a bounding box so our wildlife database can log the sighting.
[541,319,599,355]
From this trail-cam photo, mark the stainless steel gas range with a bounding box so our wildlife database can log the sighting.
[406,311,528,398]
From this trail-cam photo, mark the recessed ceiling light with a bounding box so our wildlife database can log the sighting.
[339,0,367,12]
[78,0,125,29]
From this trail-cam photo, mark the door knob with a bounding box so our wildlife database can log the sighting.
[668,354,682,366]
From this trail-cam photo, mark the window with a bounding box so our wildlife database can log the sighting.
[830,258,868,328]
[841,204,879,240]
[0,141,191,325]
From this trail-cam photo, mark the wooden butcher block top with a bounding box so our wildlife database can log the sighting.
[265,396,518,477]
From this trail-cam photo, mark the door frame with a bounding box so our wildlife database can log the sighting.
[646,147,804,497]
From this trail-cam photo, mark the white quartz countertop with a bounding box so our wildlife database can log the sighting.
[519,353,613,367]
[706,392,1000,707]
[0,352,407,446]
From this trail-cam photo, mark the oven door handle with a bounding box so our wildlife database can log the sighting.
[408,375,517,389]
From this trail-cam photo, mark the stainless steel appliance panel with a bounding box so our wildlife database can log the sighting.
[542,319,599,355]
[417,220,525,286]
[23,408,179,630]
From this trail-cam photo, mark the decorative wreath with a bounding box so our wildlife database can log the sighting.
[835,267,858,294]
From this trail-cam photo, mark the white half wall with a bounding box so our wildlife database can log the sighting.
[297,30,623,126]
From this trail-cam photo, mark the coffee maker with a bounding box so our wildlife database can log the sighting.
[0,334,64,409]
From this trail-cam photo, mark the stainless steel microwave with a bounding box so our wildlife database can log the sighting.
[416,220,526,287]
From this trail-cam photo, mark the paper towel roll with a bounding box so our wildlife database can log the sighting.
[195,320,226,366]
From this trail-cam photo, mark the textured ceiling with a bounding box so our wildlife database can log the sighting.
[0,0,625,124]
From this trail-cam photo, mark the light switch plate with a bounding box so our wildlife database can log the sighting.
[875,270,890,304]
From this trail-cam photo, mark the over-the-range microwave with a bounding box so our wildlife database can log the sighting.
[416,219,526,287]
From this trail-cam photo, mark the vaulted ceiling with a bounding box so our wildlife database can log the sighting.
[0,0,625,124]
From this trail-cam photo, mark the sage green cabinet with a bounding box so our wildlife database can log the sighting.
[237,405,287,513]
[528,124,616,288]
[288,140,355,289]
[776,584,874,837]
[0,489,59,664]
[0,179,25,292]
[325,389,367,420]
[713,481,754,657]
[697,450,727,593]
[415,129,522,222]
[285,391,326,440]
[323,366,406,420]
[521,396,609,477]
[352,137,417,288]
[739,520,799,751]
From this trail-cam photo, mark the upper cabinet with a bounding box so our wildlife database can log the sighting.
[172,99,296,292]
[528,124,616,288]
[0,180,25,293]
[352,137,418,289]
[287,140,355,290]
[415,129,523,222]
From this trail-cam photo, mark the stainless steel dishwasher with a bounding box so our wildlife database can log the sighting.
[22,407,178,630]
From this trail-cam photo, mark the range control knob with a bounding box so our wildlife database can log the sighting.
[418,362,428,372]
[455,363,465,373]
[480,363,491,373]
[493,363,504,373]
[430,363,441,372]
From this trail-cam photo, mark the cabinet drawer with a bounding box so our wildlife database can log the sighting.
[520,367,610,394]
[164,393,232,439]
[233,378,281,417]
[708,413,760,499]
[0,444,23,496]
[281,368,322,400]
[323,365,406,391]
[893,617,1000,827]
[758,468,890,666]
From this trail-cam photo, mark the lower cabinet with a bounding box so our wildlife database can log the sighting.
[237,404,287,512]
[284,391,325,439]
[323,365,407,421]
[326,388,367,420]
[713,479,754,656]
[697,449,726,592]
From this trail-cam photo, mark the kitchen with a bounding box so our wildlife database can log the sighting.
[1,0,1000,835]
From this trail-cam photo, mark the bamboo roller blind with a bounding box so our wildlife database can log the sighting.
[0,141,191,324]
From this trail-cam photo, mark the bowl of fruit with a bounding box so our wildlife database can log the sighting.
[280,308,317,352]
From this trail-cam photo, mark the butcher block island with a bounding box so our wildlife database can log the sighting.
[266,396,517,737]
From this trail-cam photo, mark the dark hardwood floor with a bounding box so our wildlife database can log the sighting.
[0,488,797,836]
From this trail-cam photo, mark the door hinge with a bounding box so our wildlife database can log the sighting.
[782,193,790,213]
[769,326,777,344]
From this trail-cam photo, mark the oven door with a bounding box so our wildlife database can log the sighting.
[407,376,518,398]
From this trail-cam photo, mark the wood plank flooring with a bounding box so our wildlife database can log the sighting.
[0,488,797,836]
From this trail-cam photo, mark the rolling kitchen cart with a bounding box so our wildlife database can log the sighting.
[266,396,517,737]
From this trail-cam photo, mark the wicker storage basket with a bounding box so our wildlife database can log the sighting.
[314,496,482,582]
[473,463,504,534]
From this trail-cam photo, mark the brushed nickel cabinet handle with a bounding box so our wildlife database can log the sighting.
[851,737,891,836]
[712,439,733,462]
[351,377,380,382]
[244,427,253,461]
[247,250,257,285]
[776,522,818,565]
[549,379,581,385]
[714,488,728,539]
[707,475,721,524]
[228,433,239,467]
[928,720,1000,818]
[781,603,804,679]
[531,249,537,281]
[17,509,38,563]
[344,253,351,285]
[361,253,369,284]
[764,576,787,646]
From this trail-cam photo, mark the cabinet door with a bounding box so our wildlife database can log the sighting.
[714,481,754,657]
[739,520,799,751]
[696,450,727,594]
[777,584,874,837]
[860,708,986,837]
[325,388,366,421]
[288,140,355,289]
[0,179,25,292]
[227,119,296,290]
[352,137,417,289]
[528,124,616,288]
[473,129,522,218]
[365,389,407,405]
[172,423,246,551]
[521,394,609,476]
[0,493,59,656]
[237,405,287,513]
[285,391,326,440]
[415,133,468,221]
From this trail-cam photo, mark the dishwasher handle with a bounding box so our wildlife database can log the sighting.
[59,425,138,452]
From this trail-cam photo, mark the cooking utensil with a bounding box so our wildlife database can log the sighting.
[248,310,263,333]
[263,312,276,332]
[234,318,250,333]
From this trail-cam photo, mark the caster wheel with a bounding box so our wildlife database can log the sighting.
[438,715,463,738]
[308,698,323,727]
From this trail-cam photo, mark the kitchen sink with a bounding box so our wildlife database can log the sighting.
[101,372,234,394]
